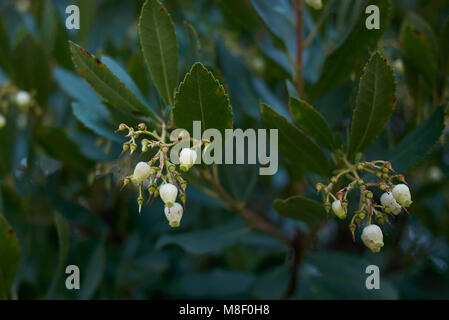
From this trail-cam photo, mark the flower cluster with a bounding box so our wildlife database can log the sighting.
[0,82,39,130]
[317,159,412,253]
[116,123,205,228]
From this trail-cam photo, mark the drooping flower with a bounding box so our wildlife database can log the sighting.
[15,91,31,108]
[305,0,322,10]
[361,224,384,253]
[392,184,412,207]
[179,148,197,172]
[159,183,178,207]
[164,202,183,227]
[0,114,6,129]
[332,200,346,219]
[393,59,404,74]
[132,162,151,184]
[380,192,402,215]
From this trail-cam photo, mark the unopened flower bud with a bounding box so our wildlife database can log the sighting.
[380,192,401,215]
[137,123,146,131]
[315,183,325,192]
[117,123,127,131]
[179,148,197,172]
[132,162,152,184]
[361,224,384,253]
[331,200,346,219]
[164,202,183,227]
[392,184,412,207]
[15,91,31,108]
[366,191,373,199]
[137,195,144,214]
[130,143,137,154]
[159,183,178,207]
[349,224,356,233]
[122,142,130,152]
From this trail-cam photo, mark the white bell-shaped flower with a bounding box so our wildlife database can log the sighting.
[331,200,346,219]
[179,148,197,172]
[164,202,183,227]
[305,0,322,10]
[0,114,6,129]
[392,184,412,207]
[361,224,384,253]
[132,162,151,184]
[380,192,402,215]
[159,183,178,207]
[15,91,31,108]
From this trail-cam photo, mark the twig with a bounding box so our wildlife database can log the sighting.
[295,0,304,95]
[199,168,291,245]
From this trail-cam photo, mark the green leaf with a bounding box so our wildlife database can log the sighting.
[250,0,295,56]
[45,211,70,299]
[11,35,52,106]
[71,102,121,142]
[299,251,398,299]
[156,223,248,255]
[101,55,149,107]
[441,16,449,73]
[0,212,20,300]
[401,25,438,91]
[69,41,158,120]
[348,52,397,158]
[0,18,11,75]
[289,97,335,150]
[54,67,102,107]
[39,0,57,54]
[116,233,168,288]
[402,12,438,53]
[128,53,150,99]
[78,242,106,300]
[273,196,327,225]
[386,106,446,172]
[261,103,331,177]
[218,164,258,202]
[54,67,120,142]
[139,0,178,106]
[310,0,391,99]
[173,269,255,298]
[37,127,93,171]
[250,265,289,299]
[173,62,233,136]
